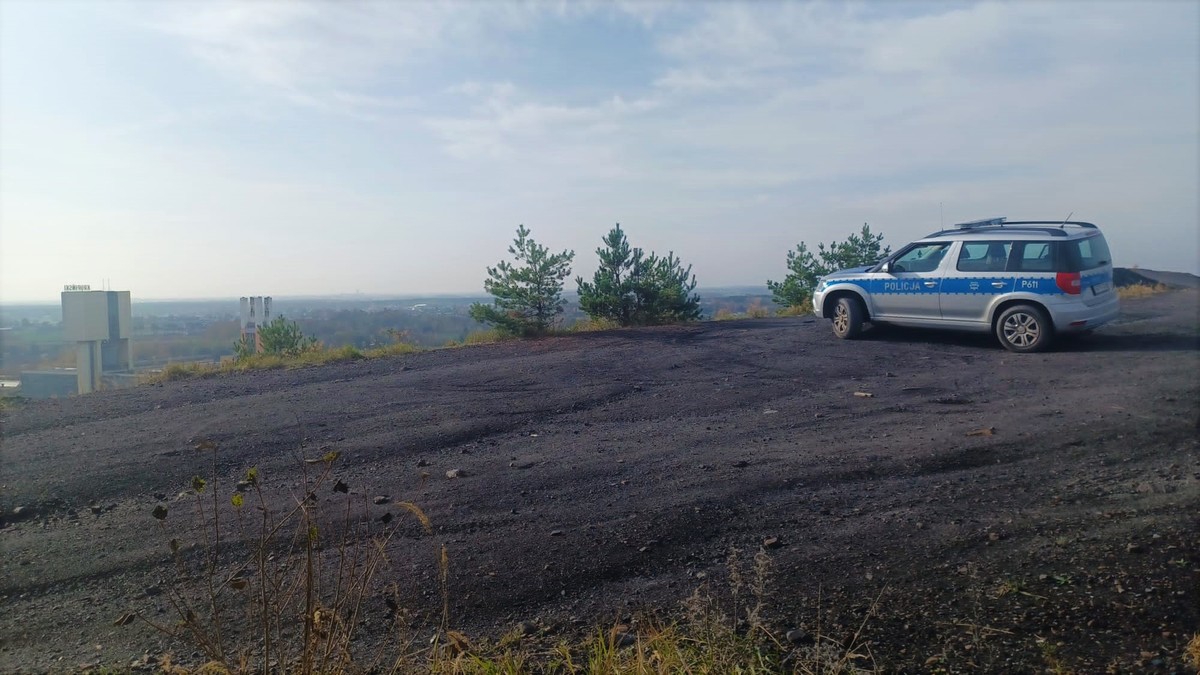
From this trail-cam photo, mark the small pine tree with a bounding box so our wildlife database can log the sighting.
[767,223,891,309]
[469,225,575,336]
[576,224,644,326]
[235,315,318,359]
[577,224,701,326]
[632,251,702,324]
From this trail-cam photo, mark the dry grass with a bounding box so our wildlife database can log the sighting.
[143,342,423,383]
[134,440,437,675]
[0,395,25,411]
[134,508,883,675]
[712,301,775,321]
[777,304,812,317]
[1117,282,1170,300]
[1186,632,1200,671]
[462,329,514,345]
[570,317,623,332]
[745,301,772,319]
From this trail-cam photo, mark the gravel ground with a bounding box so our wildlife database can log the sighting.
[1,290,1197,673]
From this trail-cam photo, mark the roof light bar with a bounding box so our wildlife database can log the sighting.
[953,217,1007,229]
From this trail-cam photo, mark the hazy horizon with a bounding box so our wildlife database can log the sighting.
[2,1,1197,304]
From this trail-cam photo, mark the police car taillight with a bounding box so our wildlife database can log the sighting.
[1055,272,1082,295]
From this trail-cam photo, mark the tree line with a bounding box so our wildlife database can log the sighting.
[225,221,893,358]
[468,222,890,336]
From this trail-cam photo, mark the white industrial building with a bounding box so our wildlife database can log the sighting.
[60,287,133,394]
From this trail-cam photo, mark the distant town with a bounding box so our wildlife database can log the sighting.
[0,287,774,397]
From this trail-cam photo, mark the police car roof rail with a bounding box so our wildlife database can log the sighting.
[1003,220,1098,229]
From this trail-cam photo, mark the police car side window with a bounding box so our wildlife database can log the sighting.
[893,243,950,273]
[956,241,1012,273]
[1012,242,1055,272]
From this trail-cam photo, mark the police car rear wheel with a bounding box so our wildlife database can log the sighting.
[996,304,1052,353]
[832,297,865,339]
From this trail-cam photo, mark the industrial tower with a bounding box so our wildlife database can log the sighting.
[239,296,272,353]
[61,287,133,394]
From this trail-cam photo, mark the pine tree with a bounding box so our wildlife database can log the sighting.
[768,223,890,309]
[577,224,701,326]
[576,224,643,325]
[469,225,575,336]
[632,251,702,325]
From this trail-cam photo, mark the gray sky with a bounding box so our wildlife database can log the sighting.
[2,0,1197,302]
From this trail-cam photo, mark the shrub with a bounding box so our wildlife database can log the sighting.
[234,316,320,360]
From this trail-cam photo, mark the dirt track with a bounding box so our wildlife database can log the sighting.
[2,290,1198,673]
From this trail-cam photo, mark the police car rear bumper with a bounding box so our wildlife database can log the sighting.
[1049,296,1120,333]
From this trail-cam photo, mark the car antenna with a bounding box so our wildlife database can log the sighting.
[1060,211,1073,229]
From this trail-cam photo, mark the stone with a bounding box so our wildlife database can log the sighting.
[373,496,390,505]
[786,629,813,645]
[762,536,781,549]
[446,469,464,479]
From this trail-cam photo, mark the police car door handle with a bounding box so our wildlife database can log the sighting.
[991,282,1006,288]
[923,281,937,288]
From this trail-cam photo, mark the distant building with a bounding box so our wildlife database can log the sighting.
[239,296,272,353]
[61,288,133,394]
[19,369,79,399]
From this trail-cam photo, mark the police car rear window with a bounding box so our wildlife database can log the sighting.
[1011,242,1057,272]
[1065,235,1111,272]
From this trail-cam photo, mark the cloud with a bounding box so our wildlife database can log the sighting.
[146,2,541,113]
[426,82,660,173]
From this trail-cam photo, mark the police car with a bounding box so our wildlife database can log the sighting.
[811,218,1119,352]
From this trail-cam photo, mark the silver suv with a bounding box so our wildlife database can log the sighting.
[812,218,1119,352]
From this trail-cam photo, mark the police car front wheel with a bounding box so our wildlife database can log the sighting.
[831,296,865,340]
[996,304,1053,353]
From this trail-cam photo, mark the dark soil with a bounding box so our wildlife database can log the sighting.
[2,290,1197,673]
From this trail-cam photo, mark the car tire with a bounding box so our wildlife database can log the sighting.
[831,296,865,340]
[995,304,1053,353]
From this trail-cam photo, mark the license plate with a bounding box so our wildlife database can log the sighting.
[1092,282,1111,295]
